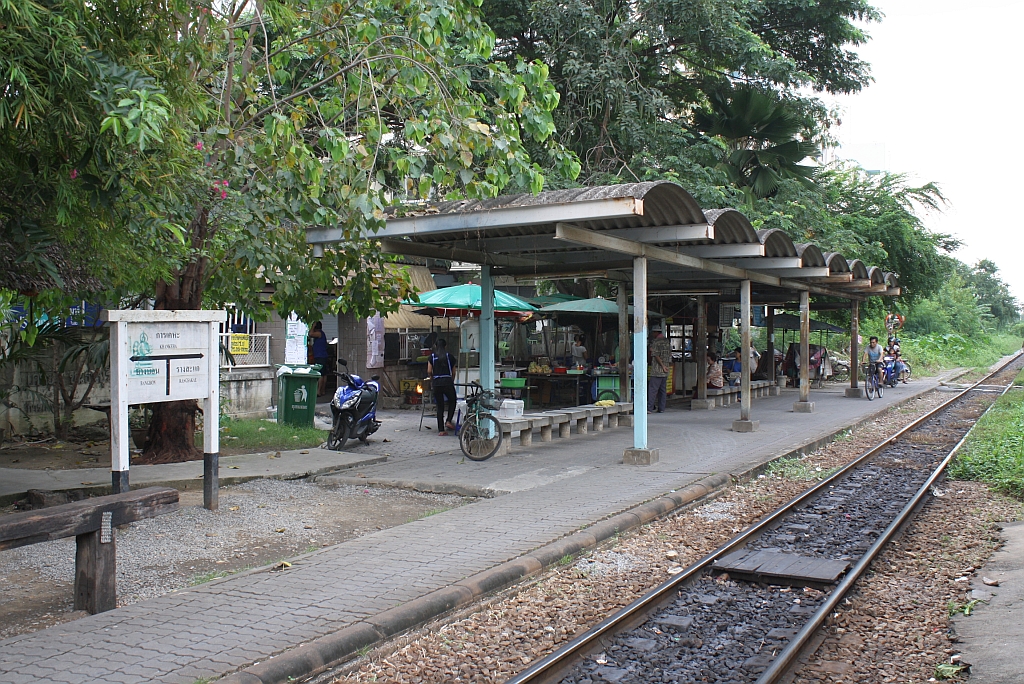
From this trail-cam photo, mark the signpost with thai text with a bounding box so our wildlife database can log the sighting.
[103,310,226,510]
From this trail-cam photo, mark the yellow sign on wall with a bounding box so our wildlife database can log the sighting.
[229,334,250,355]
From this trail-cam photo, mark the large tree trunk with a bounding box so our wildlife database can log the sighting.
[139,206,211,464]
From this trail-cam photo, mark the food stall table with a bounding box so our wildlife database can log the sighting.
[525,373,592,407]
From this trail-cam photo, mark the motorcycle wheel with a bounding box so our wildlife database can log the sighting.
[328,414,353,450]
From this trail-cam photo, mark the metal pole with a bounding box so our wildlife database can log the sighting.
[766,307,775,385]
[618,285,629,402]
[480,265,495,392]
[633,256,648,449]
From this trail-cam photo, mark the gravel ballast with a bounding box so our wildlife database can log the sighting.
[335,391,961,684]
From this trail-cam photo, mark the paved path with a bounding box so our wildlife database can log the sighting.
[0,373,962,683]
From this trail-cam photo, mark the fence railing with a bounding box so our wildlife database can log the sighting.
[220,333,271,369]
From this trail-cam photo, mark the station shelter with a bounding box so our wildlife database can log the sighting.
[307,182,897,461]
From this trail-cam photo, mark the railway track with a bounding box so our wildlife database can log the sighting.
[507,354,1024,684]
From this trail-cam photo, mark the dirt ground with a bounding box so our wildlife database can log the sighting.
[0,479,473,640]
[0,421,301,471]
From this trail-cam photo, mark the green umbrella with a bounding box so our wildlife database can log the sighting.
[539,297,662,317]
[404,284,537,312]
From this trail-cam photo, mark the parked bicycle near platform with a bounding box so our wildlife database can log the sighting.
[459,383,503,461]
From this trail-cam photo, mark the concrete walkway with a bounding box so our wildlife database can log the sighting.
[955,519,1024,683]
[0,372,962,683]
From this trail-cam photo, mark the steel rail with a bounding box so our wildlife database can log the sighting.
[755,356,1021,683]
[506,353,1023,684]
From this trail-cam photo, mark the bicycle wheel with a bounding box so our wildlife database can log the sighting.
[460,413,502,461]
[876,379,883,398]
[865,377,875,401]
[597,389,620,402]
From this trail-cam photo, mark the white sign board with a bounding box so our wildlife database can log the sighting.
[102,310,226,509]
[124,322,211,403]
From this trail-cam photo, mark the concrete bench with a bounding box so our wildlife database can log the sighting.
[494,402,636,453]
[706,381,777,407]
[0,487,179,614]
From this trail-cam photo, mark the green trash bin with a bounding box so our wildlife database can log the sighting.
[276,364,321,426]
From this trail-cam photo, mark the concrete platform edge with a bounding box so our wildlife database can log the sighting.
[215,472,733,684]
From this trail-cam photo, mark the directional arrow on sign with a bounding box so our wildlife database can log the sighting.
[130,353,205,396]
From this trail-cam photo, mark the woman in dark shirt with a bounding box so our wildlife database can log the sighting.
[309,321,330,396]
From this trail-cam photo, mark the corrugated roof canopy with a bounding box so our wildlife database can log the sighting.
[308,181,900,302]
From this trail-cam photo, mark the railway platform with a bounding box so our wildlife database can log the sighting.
[0,370,970,683]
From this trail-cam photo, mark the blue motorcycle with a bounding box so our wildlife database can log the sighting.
[327,358,381,450]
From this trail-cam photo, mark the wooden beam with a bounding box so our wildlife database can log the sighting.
[0,487,179,551]
[722,257,801,269]
[748,267,830,278]
[553,223,857,299]
[600,223,712,242]
[808,274,854,283]
[378,238,537,268]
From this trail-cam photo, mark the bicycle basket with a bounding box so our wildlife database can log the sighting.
[480,390,503,410]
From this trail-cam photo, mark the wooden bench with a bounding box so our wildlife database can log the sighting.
[0,487,179,614]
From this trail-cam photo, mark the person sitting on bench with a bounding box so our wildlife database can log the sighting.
[706,351,724,389]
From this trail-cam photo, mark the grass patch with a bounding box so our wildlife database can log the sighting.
[950,368,1024,497]
[900,332,1021,375]
[764,456,836,481]
[200,417,327,453]
[189,570,232,586]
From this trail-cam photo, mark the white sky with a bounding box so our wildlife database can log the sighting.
[826,0,1024,298]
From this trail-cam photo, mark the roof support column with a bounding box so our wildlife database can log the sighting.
[624,256,659,464]
[733,280,759,431]
[845,300,863,398]
[617,285,630,403]
[766,307,777,388]
[480,265,495,393]
[691,296,712,409]
[794,289,815,413]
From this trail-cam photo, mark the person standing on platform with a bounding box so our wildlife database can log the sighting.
[309,321,330,397]
[571,335,588,367]
[427,339,458,436]
[648,328,671,413]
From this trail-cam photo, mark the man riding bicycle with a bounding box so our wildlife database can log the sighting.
[862,336,884,386]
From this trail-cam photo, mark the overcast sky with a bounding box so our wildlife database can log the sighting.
[826,0,1024,299]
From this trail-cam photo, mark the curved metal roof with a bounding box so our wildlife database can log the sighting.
[795,243,826,268]
[758,229,798,258]
[848,259,870,280]
[309,180,901,300]
[823,252,851,274]
[703,209,759,245]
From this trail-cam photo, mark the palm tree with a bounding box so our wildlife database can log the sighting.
[695,85,818,202]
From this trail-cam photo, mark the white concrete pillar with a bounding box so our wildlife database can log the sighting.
[733,280,758,432]
[624,256,658,464]
[794,289,814,413]
[480,265,495,392]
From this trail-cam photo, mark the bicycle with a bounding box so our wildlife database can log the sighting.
[459,383,503,461]
[863,363,883,400]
